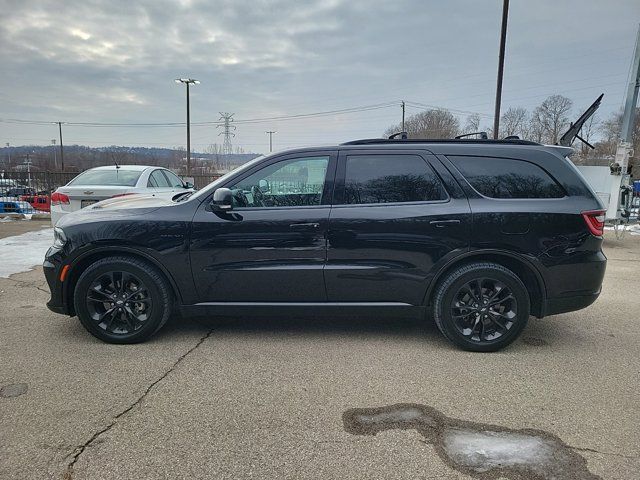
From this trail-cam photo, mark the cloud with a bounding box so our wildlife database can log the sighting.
[0,0,638,151]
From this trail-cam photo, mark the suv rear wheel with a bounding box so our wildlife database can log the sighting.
[73,256,172,344]
[433,262,529,352]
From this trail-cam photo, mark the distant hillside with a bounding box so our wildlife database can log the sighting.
[0,144,260,174]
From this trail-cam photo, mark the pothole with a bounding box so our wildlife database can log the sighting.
[0,383,28,398]
[343,403,600,480]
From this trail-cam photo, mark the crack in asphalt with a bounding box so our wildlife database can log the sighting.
[62,327,215,479]
[3,276,49,294]
[570,445,639,460]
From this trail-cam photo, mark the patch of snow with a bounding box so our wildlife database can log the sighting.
[442,428,556,476]
[0,228,54,278]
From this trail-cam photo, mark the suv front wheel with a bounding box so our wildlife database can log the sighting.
[73,256,172,344]
[433,262,530,352]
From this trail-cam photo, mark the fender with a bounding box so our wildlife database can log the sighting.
[422,248,548,314]
[63,244,187,309]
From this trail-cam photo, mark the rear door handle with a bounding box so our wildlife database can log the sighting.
[289,222,320,230]
[430,219,461,228]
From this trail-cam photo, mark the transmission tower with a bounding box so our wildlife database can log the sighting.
[217,112,236,155]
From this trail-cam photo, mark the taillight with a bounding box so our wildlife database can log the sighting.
[110,193,136,198]
[51,192,70,205]
[581,209,605,237]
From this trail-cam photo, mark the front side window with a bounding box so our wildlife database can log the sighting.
[448,156,565,199]
[228,156,329,208]
[148,170,171,188]
[342,154,447,205]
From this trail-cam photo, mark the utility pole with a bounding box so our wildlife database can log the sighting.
[5,142,10,166]
[175,78,200,176]
[57,122,65,171]
[401,101,405,133]
[493,0,510,139]
[266,131,276,152]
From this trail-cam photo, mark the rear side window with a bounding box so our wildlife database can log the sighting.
[448,156,565,199]
[148,170,171,188]
[343,154,447,204]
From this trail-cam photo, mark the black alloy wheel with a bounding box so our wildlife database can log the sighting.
[450,277,517,343]
[74,256,172,344]
[433,262,530,352]
[86,271,152,335]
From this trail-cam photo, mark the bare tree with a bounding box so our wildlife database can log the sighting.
[500,107,529,138]
[385,109,460,139]
[463,113,481,134]
[529,95,573,144]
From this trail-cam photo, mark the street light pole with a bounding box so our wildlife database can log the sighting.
[51,139,57,169]
[266,131,276,152]
[57,122,65,171]
[175,78,200,176]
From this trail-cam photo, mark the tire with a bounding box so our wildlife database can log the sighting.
[432,262,529,352]
[74,256,172,344]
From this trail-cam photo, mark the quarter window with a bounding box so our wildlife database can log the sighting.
[342,154,447,205]
[448,156,565,199]
[228,156,329,208]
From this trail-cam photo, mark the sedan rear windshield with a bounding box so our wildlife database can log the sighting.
[67,169,143,187]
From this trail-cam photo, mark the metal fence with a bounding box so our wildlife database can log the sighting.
[0,171,222,217]
[0,171,222,193]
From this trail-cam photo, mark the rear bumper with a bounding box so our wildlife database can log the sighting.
[543,290,601,316]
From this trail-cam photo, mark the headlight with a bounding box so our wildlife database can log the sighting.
[53,227,67,249]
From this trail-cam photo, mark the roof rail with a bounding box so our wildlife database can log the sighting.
[341,138,541,146]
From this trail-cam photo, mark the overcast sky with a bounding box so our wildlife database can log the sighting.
[1,0,638,154]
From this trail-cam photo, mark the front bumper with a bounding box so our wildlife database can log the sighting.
[43,256,71,316]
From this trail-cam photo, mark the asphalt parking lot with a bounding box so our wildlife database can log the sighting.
[0,223,638,479]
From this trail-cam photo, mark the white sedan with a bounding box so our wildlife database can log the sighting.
[51,165,194,225]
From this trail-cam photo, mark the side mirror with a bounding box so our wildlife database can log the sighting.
[183,181,194,189]
[211,187,233,212]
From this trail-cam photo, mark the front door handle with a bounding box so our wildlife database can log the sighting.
[430,219,461,228]
[289,222,320,230]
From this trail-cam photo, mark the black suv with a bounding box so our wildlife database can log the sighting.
[44,139,606,351]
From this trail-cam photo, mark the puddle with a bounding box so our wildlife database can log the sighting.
[343,403,600,480]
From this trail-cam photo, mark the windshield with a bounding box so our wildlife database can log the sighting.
[67,169,143,187]
[184,155,266,202]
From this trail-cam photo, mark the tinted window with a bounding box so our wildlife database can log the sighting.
[229,156,329,208]
[68,169,142,187]
[343,155,447,205]
[162,170,184,188]
[148,170,171,188]
[449,156,565,199]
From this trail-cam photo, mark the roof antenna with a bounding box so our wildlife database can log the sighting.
[388,131,408,140]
